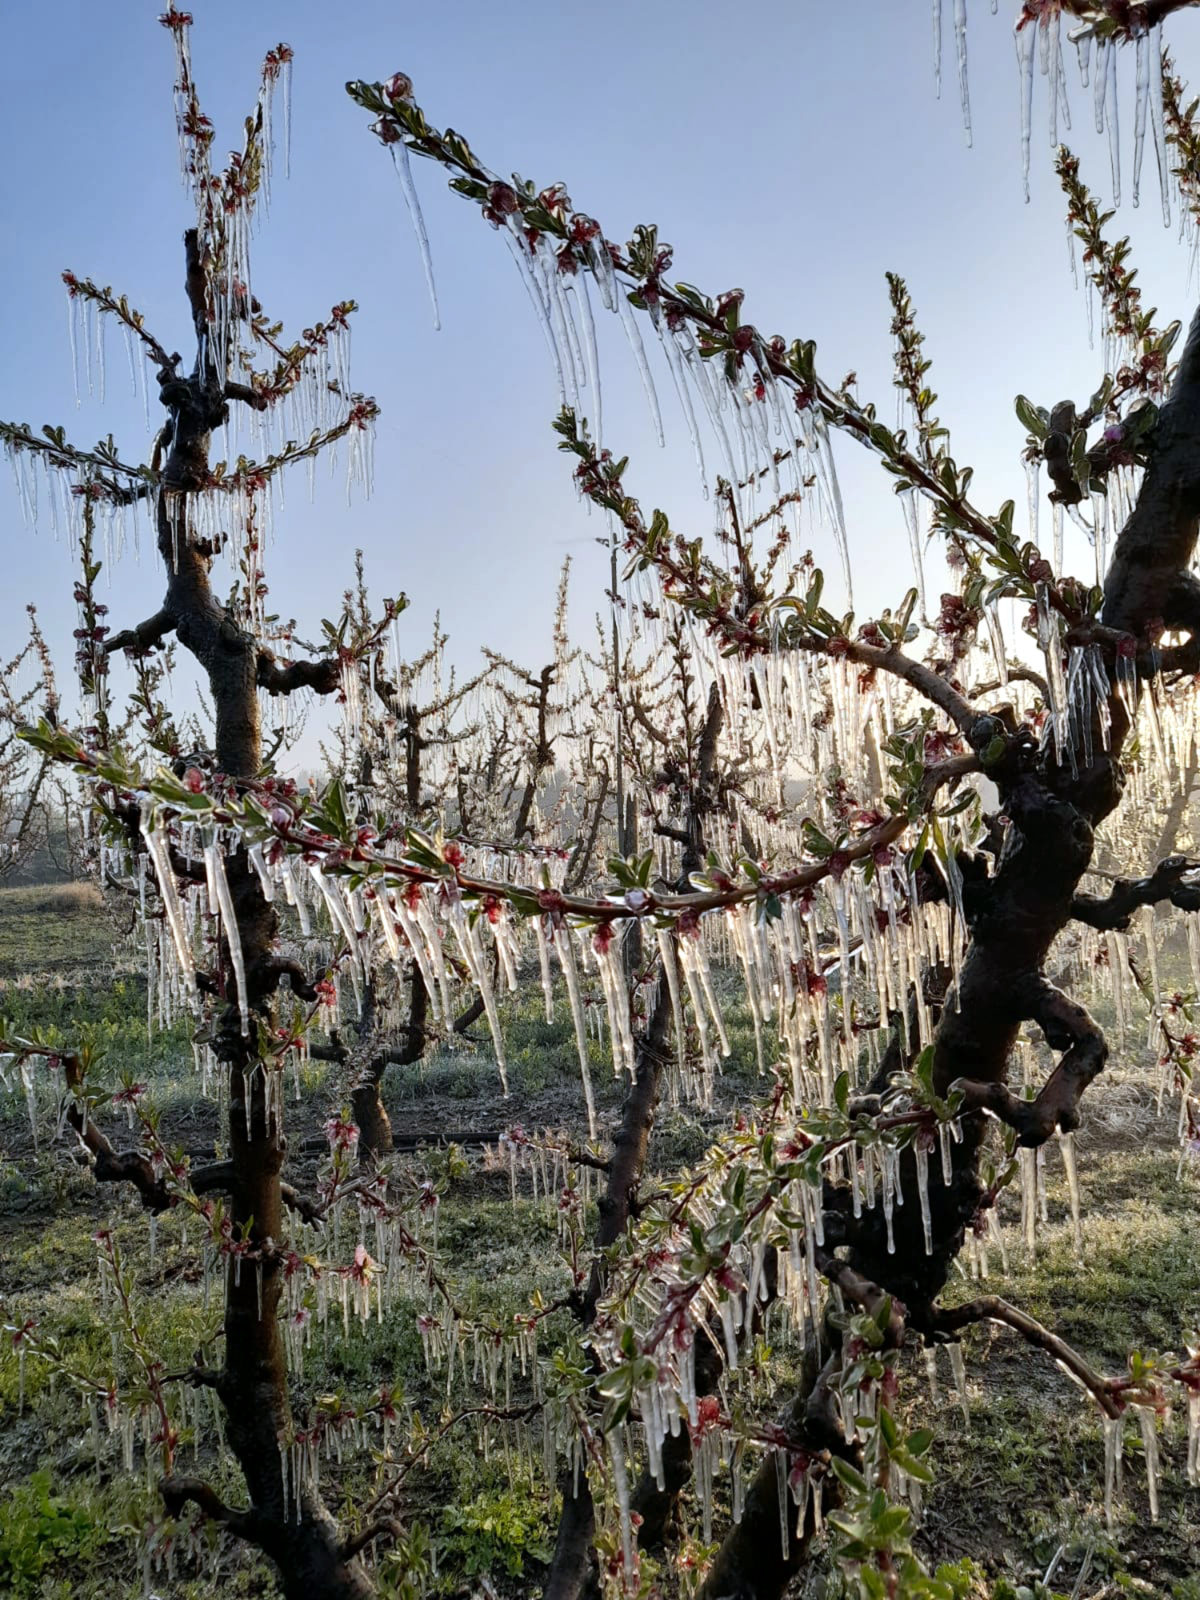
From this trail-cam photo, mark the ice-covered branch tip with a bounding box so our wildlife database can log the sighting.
[0,420,155,503]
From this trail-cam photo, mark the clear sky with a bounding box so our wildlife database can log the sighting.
[3,1,1200,760]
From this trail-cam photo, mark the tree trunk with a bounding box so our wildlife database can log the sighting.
[155,232,374,1599]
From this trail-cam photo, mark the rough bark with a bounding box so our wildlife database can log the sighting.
[544,974,673,1600]
[145,232,374,1599]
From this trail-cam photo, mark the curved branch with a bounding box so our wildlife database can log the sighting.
[932,1294,1121,1419]
[799,636,978,734]
[160,1475,267,1543]
[257,651,340,696]
[60,1055,172,1211]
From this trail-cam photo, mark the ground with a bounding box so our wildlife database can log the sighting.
[1,882,1198,1598]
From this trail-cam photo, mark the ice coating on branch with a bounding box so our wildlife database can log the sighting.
[391,142,440,329]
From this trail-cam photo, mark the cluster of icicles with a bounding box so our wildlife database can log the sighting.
[388,132,855,606]
[931,0,1174,216]
[124,788,983,1145]
[163,14,292,386]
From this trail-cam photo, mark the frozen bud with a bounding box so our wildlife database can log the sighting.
[715,288,745,319]
[183,766,205,793]
[370,117,402,145]
[269,805,292,827]
[385,71,414,102]
[624,888,649,912]
[487,181,520,217]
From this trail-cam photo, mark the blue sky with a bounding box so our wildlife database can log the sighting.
[3,1,1200,759]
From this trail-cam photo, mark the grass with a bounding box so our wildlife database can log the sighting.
[0,883,111,982]
[1,890,1199,1598]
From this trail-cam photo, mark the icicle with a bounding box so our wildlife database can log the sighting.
[566,274,602,445]
[899,488,927,620]
[933,0,943,98]
[947,1342,970,1426]
[615,287,665,447]
[1133,29,1150,209]
[915,1141,933,1254]
[1019,1145,1038,1255]
[1104,36,1122,205]
[923,1344,940,1402]
[503,222,567,403]
[391,141,440,329]
[1138,1407,1160,1520]
[609,1428,635,1588]
[953,0,971,145]
[140,812,198,1007]
[775,1448,789,1560]
[1103,1412,1123,1528]
[534,916,555,1022]
[939,1120,954,1186]
[1016,18,1037,201]
[1148,24,1171,226]
[553,925,598,1139]
[205,842,250,1035]
[1059,1130,1083,1259]
[882,1145,896,1255]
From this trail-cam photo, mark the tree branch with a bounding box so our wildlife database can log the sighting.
[105,609,175,654]
[160,1475,267,1543]
[1070,853,1200,929]
[60,1056,173,1211]
[257,651,340,696]
[224,380,270,412]
[932,1294,1121,1418]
